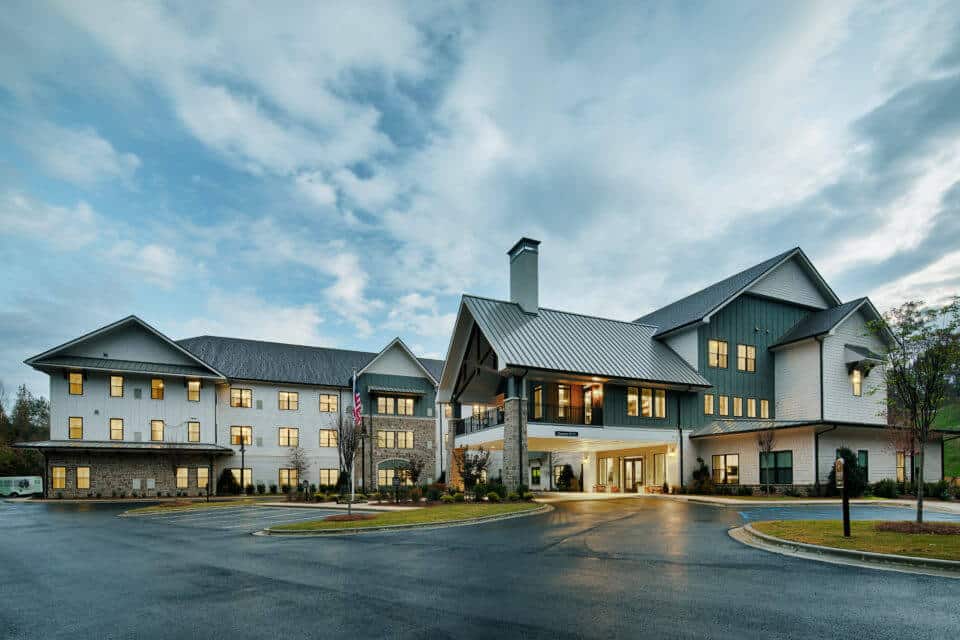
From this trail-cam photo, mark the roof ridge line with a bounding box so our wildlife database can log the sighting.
[464,293,658,330]
[178,335,379,356]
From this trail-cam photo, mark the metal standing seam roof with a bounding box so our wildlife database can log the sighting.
[461,295,711,387]
[30,356,221,379]
[366,385,426,396]
[177,335,444,387]
[691,419,808,438]
[769,298,868,348]
[845,344,886,362]
[635,247,811,336]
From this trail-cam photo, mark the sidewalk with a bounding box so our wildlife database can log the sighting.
[656,493,960,514]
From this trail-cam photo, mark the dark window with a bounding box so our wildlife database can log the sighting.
[858,450,868,480]
[759,450,793,484]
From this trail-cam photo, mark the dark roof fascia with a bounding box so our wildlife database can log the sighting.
[30,358,224,380]
[689,420,894,439]
[13,440,234,453]
[504,363,712,390]
[768,336,824,353]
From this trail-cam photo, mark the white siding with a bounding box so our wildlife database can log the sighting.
[692,428,816,485]
[817,426,942,483]
[65,323,200,367]
[663,328,698,369]
[49,372,216,443]
[822,311,887,425]
[363,343,428,378]
[774,340,820,420]
[748,257,830,308]
[215,382,350,489]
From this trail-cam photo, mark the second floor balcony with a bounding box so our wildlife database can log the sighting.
[529,402,603,426]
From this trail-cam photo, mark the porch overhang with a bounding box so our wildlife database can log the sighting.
[453,424,680,453]
[13,440,234,455]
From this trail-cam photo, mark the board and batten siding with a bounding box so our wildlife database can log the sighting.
[822,310,887,425]
[697,294,810,422]
[50,372,216,443]
[773,339,821,421]
[360,373,436,418]
[747,256,830,309]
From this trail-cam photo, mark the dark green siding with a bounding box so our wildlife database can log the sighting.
[695,294,810,425]
[603,384,679,429]
[359,373,436,418]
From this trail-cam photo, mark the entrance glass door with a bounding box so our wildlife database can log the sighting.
[624,458,643,492]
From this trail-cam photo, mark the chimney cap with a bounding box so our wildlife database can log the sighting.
[507,237,541,257]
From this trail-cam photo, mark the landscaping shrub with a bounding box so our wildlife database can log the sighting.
[661,482,669,494]
[516,483,529,496]
[426,485,442,501]
[256,482,266,495]
[309,483,317,494]
[409,488,423,502]
[55,491,63,499]
[873,479,898,499]
[453,492,465,503]
[217,469,240,495]
[472,483,489,503]
[441,494,455,504]
[737,486,753,496]
[245,484,255,496]
[486,491,501,503]
[690,457,714,495]
[522,492,534,501]
[827,448,867,497]
[507,492,520,501]
[783,486,801,497]
[487,480,508,499]
[557,464,575,491]
[925,481,950,500]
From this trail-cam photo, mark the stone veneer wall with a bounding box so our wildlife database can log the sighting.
[363,415,437,490]
[501,397,528,491]
[446,419,463,490]
[45,452,215,499]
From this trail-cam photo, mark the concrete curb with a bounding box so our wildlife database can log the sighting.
[255,503,553,537]
[732,522,960,579]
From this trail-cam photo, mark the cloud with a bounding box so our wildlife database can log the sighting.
[0,191,98,247]
[383,293,457,339]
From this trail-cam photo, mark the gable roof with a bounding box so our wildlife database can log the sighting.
[25,315,225,379]
[769,297,891,349]
[356,337,440,384]
[177,335,442,387]
[635,248,841,337]
[460,295,711,387]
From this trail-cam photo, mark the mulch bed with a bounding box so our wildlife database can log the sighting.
[875,521,960,535]
[323,513,377,522]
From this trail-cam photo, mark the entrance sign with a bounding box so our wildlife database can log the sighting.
[835,457,850,537]
[554,431,579,437]
[834,458,844,489]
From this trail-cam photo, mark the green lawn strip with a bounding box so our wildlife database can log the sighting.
[126,497,278,515]
[752,520,960,562]
[271,502,541,531]
[691,495,889,501]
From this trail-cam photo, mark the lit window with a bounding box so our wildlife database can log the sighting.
[278,468,299,491]
[534,386,544,419]
[444,404,453,418]
[896,452,906,483]
[377,430,396,448]
[110,418,124,441]
[197,467,209,489]
[52,467,66,490]
[378,468,412,487]
[176,467,188,489]
[319,429,337,447]
[77,466,90,490]
[151,378,164,400]
[733,397,743,417]
[188,421,200,442]
[737,344,756,372]
[230,468,252,488]
[318,468,339,486]
[110,376,124,397]
[230,388,252,408]
[627,387,639,417]
[278,427,299,447]
[654,389,666,419]
[708,340,728,368]
[151,420,164,441]
[531,467,541,485]
[396,431,414,449]
[69,417,83,439]
[747,398,757,418]
[851,369,862,396]
[319,394,338,412]
[187,380,201,402]
[377,396,395,414]
[711,454,739,484]
[641,388,652,418]
[278,391,299,411]
[718,396,729,416]
[760,399,770,419]
[397,398,414,416]
[69,373,83,395]
[703,394,714,415]
[558,385,570,418]
[230,426,252,446]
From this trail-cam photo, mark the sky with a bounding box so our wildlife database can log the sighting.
[2,0,960,398]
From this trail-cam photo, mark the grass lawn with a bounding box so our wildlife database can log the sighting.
[271,502,541,532]
[697,495,888,501]
[753,520,960,561]
[127,496,278,515]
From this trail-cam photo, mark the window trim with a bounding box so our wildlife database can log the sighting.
[760,399,770,419]
[196,466,209,489]
[319,429,338,447]
[718,395,729,416]
[377,396,395,415]
[68,416,83,440]
[736,344,756,373]
[110,418,124,441]
[230,425,252,446]
[230,387,253,408]
[176,467,189,489]
[278,468,299,491]
[278,391,300,411]
[110,375,124,398]
[187,421,200,443]
[76,466,91,490]
[69,372,83,395]
[319,393,338,413]
[278,426,300,447]
[733,396,743,417]
[187,380,201,402]
[708,339,728,369]
[703,393,714,415]
[52,466,66,490]
[150,419,164,442]
[759,450,794,485]
[746,397,757,418]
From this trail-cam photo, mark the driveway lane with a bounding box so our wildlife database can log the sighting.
[1,498,958,639]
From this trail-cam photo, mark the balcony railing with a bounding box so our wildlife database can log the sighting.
[454,407,505,435]
[529,403,603,426]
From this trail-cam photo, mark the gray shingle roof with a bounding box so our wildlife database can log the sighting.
[462,295,711,387]
[177,336,443,387]
[769,298,867,348]
[31,356,221,379]
[635,248,801,336]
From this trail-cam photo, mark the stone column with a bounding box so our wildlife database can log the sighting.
[502,376,528,492]
[446,401,463,490]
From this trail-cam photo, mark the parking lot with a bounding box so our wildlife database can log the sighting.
[127,505,343,531]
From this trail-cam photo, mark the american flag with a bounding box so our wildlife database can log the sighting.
[352,372,362,427]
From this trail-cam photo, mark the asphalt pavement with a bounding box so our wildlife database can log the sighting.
[1,498,958,639]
